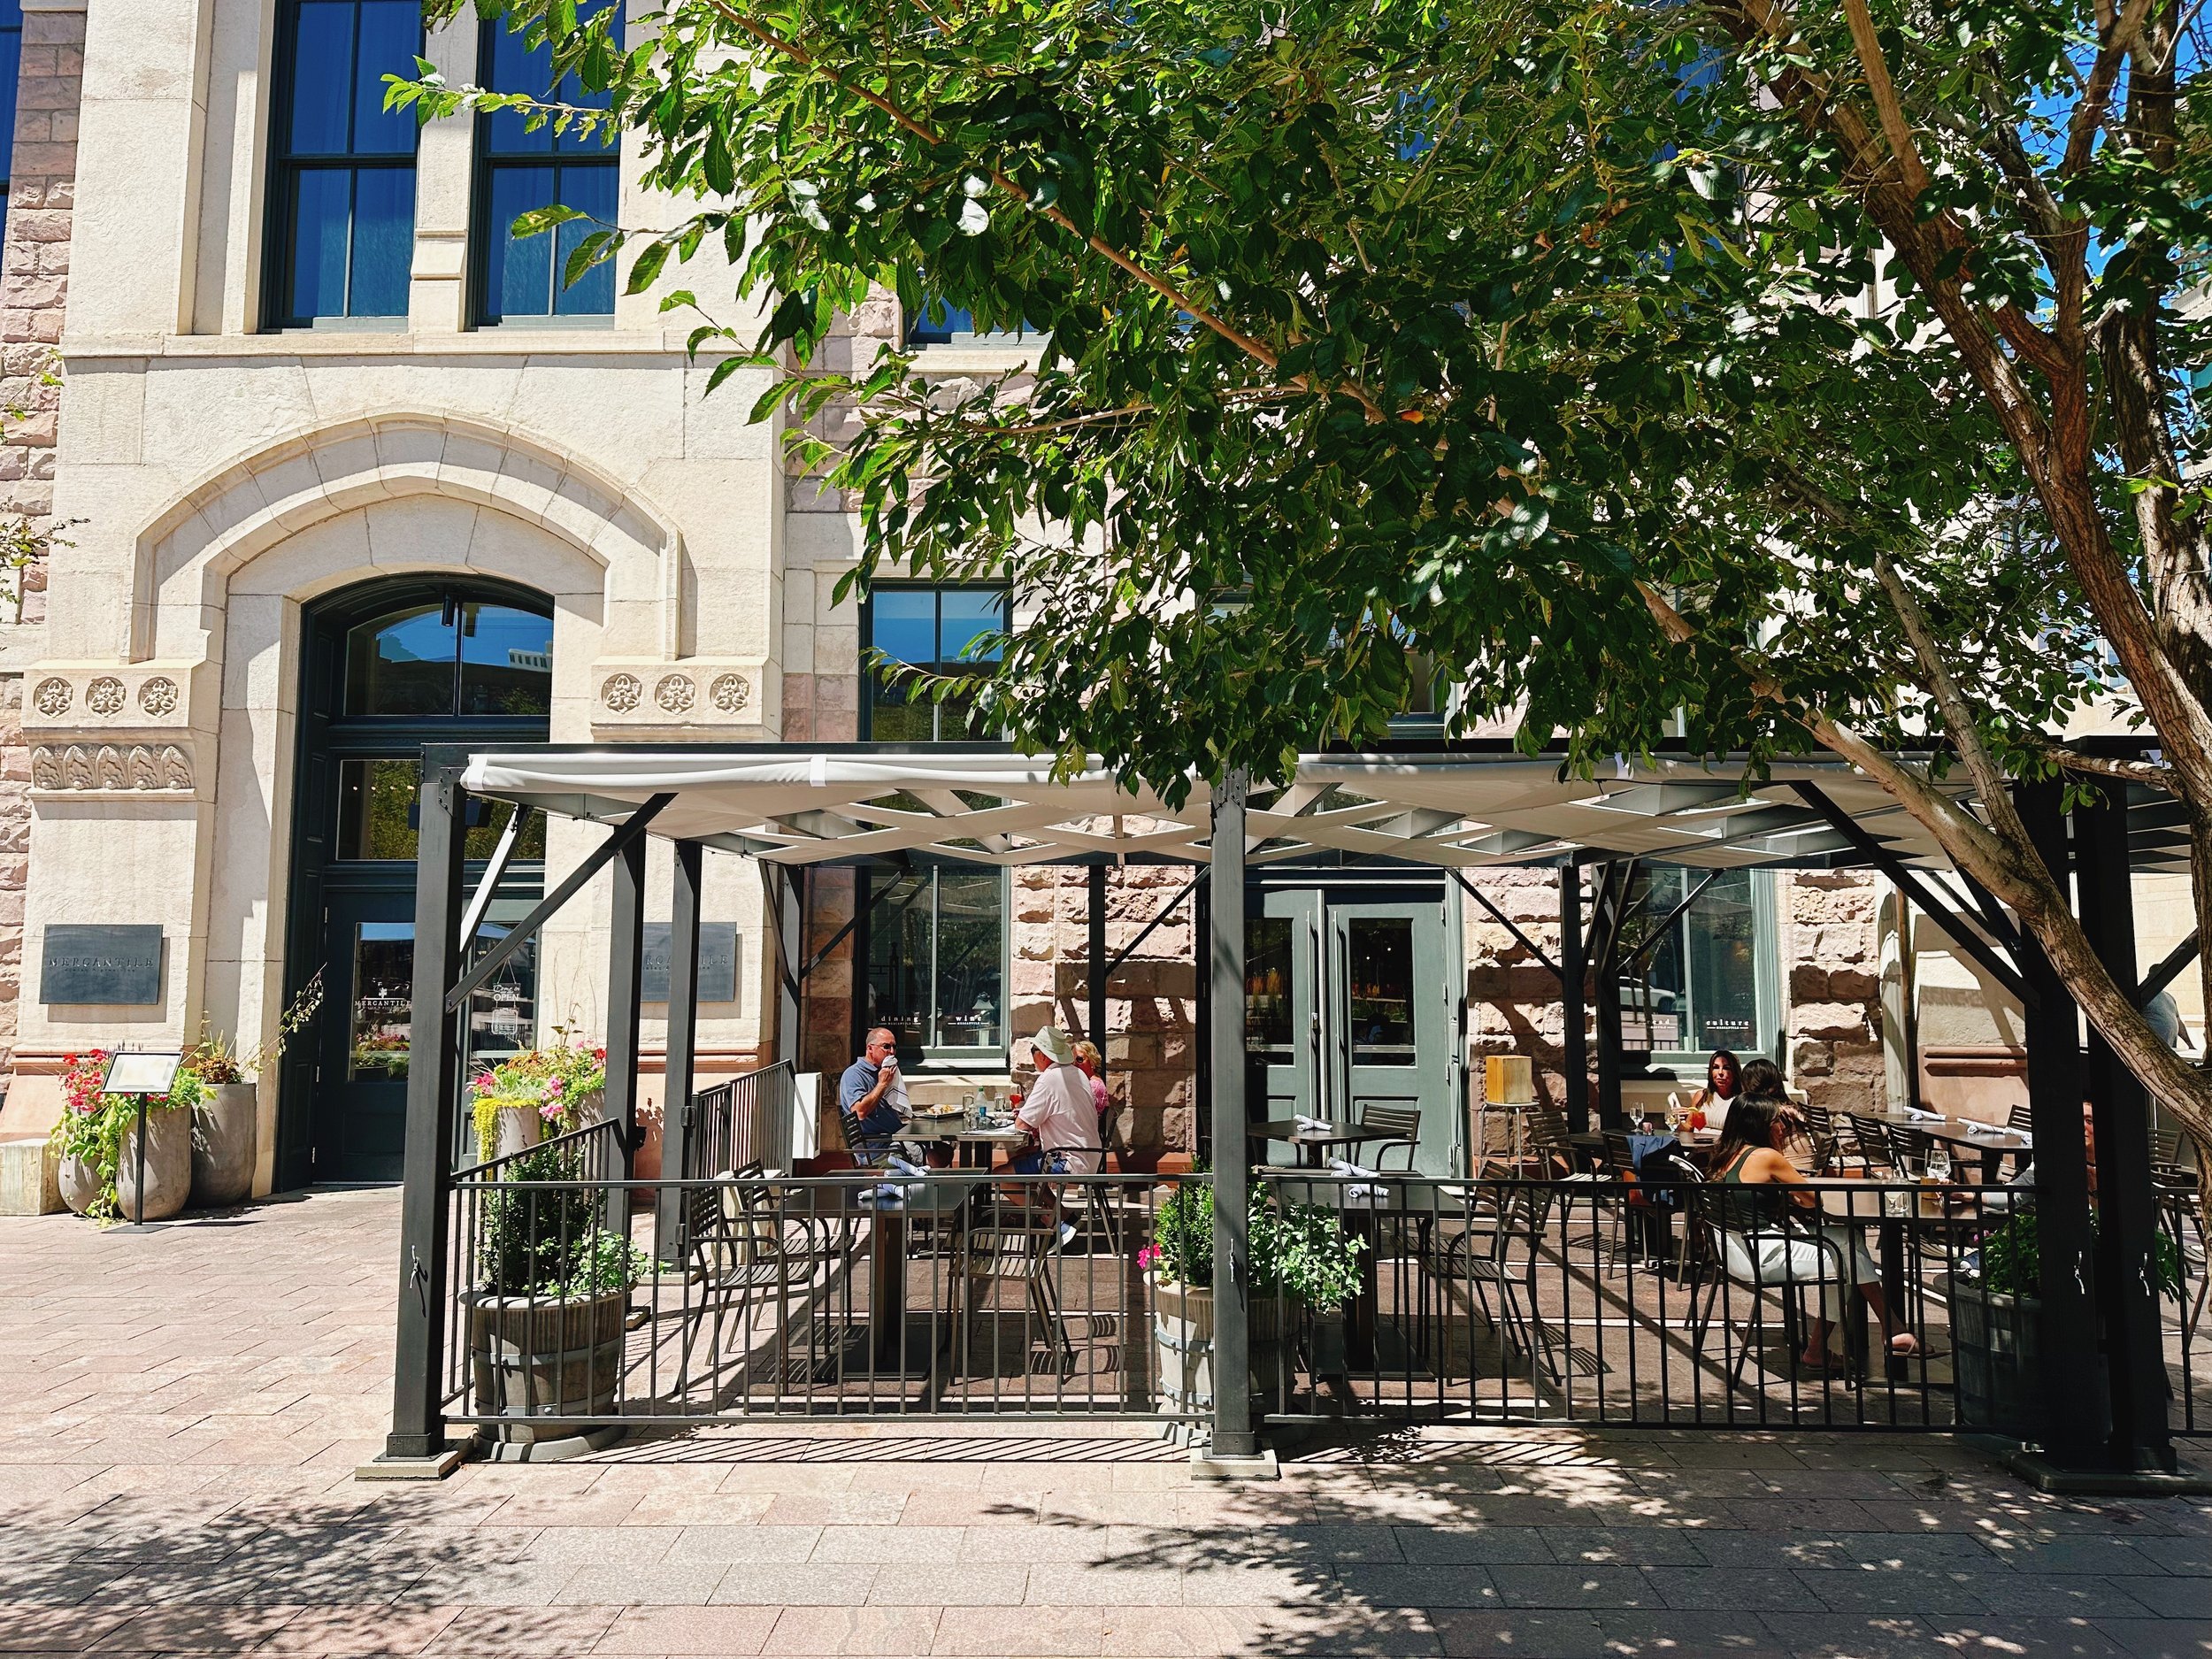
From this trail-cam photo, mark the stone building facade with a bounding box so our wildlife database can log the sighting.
[0,0,2117,1194]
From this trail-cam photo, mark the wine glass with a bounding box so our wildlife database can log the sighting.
[1925,1142,1953,1185]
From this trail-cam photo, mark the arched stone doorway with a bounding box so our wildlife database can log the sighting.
[276,576,552,1186]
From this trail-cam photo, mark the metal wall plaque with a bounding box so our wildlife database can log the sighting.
[42,926,165,1006]
[641,923,739,1003]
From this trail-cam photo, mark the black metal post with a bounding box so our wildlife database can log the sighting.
[1194,879,1211,1164]
[1593,863,1625,1130]
[2016,780,2107,1470]
[133,1097,147,1225]
[1209,770,1257,1459]
[2076,784,2177,1473]
[385,752,470,1461]
[655,841,704,1260]
[763,862,803,1065]
[1560,866,1587,1133]
[604,833,648,1236]
[1088,863,1110,1091]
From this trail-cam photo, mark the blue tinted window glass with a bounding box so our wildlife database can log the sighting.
[0,3,24,191]
[458,603,554,716]
[289,169,354,319]
[939,589,1004,664]
[352,0,420,156]
[289,2,354,154]
[483,0,618,157]
[908,299,973,344]
[872,591,935,666]
[551,163,616,313]
[348,166,416,316]
[485,164,554,320]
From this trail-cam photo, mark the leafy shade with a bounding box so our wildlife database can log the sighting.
[402,0,2212,1151]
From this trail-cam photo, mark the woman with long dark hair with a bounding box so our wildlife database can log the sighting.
[1689,1048,1742,1128]
[1708,1095,1919,1367]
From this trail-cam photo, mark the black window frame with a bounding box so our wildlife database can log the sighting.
[262,0,424,331]
[470,2,621,327]
[858,580,1010,741]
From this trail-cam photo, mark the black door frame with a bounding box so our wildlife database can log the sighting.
[275,575,553,1189]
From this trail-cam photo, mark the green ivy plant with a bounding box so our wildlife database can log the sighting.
[1977,1211,2184,1302]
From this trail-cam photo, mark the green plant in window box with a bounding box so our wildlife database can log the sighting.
[467,1039,609,1164]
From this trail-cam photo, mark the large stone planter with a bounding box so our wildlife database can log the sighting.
[1151,1279,1290,1415]
[114,1103,192,1222]
[58,1150,102,1217]
[190,1083,257,1208]
[466,1287,626,1451]
[1953,1289,2108,1442]
[481,1103,544,1164]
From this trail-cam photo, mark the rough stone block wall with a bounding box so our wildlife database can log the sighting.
[1008,865,1197,1154]
[1463,867,1890,1115]
[1463,869,1578,1109]
[1780,869,1886,1113]
[0,8,84,1085]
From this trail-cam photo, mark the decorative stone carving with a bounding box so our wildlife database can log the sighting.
[32,677,69,718]
[654,673,695,714]
[85,678,126,716]
[138,677,179,717]
[602,672,642,712]
[31,742,194,793]
[710,672,751,713]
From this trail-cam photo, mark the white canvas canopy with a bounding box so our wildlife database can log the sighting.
[457,744,2052,872]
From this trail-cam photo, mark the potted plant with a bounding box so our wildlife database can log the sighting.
[1954,1210,2177,1439]
[468,1041,608,1164]
[1141,1174,1366,1414]
[49,1049,204,1223]
[465,1141,649,1453]
[181,972,324,1208]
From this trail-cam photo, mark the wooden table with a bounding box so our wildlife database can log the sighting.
[1248,1119,1402,1171]
[1875,1111,2031,1183]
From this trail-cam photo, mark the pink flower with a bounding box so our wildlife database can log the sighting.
[546,1077,565,1095]
[1136,1244,1160,1271]
[540,1102,565,1121]
[471,1071,495,1093]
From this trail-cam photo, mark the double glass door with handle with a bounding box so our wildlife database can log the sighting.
[1244,890,1456,1174]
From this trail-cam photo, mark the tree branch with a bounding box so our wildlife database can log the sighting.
[1840,0,1932,196]
[2063,0,2152,175]
[2039,745,2180,791]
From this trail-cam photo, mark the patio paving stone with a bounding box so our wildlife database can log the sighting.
[6,1187,2212,1658]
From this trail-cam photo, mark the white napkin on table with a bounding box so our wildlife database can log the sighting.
[1329,1158,1386,1203]
[1897,1105,1945,1123]
[1293,1114,1330,1136]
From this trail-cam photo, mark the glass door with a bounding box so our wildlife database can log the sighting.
[1328,901,1457,1174]
[1247,889,1322,1127]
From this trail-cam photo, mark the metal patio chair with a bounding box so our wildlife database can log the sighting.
[1356,1102,1424,1173]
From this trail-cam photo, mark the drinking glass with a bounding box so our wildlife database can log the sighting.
[1925,1143,1953,1184]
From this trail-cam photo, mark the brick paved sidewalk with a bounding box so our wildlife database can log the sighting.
[3,1186,2210,1657]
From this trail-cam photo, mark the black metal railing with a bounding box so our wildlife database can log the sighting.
[443,1166,1193,1432]
[678,1061,801,1181]
[1253,1171,2212,1432]
[427,1156,2212,1440]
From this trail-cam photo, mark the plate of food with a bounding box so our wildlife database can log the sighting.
[912,1103,964,1119]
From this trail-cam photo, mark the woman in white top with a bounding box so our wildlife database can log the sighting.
[1010,1026,1104,1174]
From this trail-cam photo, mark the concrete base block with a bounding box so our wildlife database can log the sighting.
[0,1136,60,1215]
[1190,1448,1280,1481]
[474,1425,625,1463]
[2005,1449,2212,1496]
[354,1445,472,1481]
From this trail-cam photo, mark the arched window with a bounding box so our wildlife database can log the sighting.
[343,595,553,717]
[266,0,422,327]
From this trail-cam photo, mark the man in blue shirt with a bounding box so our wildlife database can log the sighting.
[839,1026,905,1164]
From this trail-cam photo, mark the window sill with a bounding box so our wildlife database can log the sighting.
[63,328,700,360]
[910,341,1045,374]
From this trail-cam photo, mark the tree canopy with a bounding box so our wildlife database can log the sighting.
[408,0,2212,1141]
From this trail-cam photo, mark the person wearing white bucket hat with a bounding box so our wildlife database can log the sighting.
[1010,1025,1102,1175]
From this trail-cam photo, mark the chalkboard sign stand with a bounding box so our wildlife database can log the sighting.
[103,1051,184,1228]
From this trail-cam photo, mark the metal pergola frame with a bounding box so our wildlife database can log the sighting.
[379,738,2189,1480]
